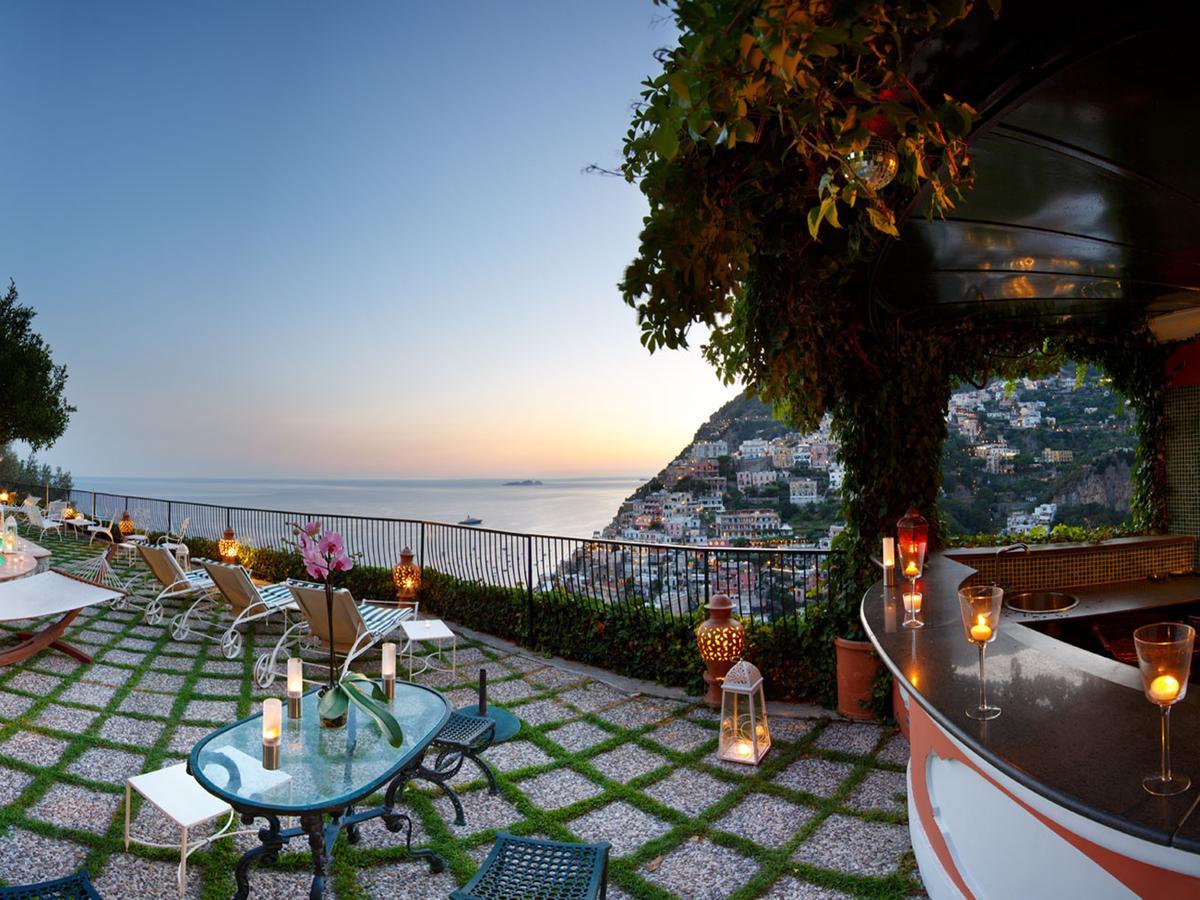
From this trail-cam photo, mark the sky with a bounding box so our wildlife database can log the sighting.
[0,1,736,480]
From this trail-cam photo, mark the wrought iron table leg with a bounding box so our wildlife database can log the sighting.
[233,814,284,900]
[300,813,340,900]
[383,770,446,873]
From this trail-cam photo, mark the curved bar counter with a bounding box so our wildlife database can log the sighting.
[863,554,1200,898]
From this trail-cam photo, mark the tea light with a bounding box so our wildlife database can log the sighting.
[1149,674,1181,704]
[381,642,397,700]
[904,560,920,578]
[286,658,303,718]
[262,698,282,769]
[970,614,992,643]
[902,592,922,614]
[731,739,754,760]
[882,537,896,585]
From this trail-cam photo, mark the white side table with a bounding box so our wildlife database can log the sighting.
[401,618,457,678]
[125,763,240,898]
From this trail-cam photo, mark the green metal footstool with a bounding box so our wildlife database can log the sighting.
[0,871,102,899]
[452,833,609,900]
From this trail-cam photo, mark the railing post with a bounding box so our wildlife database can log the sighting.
[90,492,96,519]
[703,549,710,606]
[167,500,172,533]
[418,523,425,569]
[525,534,535,646]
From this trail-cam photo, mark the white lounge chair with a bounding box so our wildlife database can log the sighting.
[140,545,219,632]
[157,517,190,566]
[197,559,316,660]
[254,583,414,687]
[55,546,150,619]
[25,502,64,543]
[87,514,118,546]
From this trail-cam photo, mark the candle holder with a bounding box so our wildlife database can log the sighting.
[1134,622,1194,796]
[882,537,896,586]
[901,589,923,629]
[958,585,1003,721]
[286,657,303,719]
[381,642,397,701]
[896,507,928,608]
[262,698,282,770]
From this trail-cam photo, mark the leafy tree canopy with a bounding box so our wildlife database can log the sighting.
[0,280,74,449]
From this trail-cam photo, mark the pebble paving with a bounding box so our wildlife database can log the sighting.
[0,526,923,898]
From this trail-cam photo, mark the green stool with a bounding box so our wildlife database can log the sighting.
[0,871,102,899]
[452,833,609,900]
[455,669,520,743]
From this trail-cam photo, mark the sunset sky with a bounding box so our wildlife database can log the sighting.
[0,1,735,479]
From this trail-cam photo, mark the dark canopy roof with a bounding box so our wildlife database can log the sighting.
[871,2,1200,340]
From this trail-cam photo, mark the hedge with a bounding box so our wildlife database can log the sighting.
[181,536,837,704]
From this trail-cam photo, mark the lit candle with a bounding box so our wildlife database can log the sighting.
[970,614,992,643]
[732,739,753,759]
[882,538,895,569]
[902,592,922,614]
[904,560,919,577]
[286,658,303,718]
[1149,674,1181,703]
[381,642,396,699]
[262,698,282,769]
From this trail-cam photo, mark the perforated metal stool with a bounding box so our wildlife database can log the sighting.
[417,711,497,826]
[452,833,609,900]
[0,871,101,899]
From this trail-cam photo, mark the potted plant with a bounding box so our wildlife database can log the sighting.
[290,521,405,747]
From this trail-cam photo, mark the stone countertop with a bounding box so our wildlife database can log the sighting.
[863,554,1200,853]
[1003,574,1200,624]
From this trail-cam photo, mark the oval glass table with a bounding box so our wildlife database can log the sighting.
[188,682,450,899]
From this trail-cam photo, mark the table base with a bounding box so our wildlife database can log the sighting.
[3,611,92,666]
[230,760,444,900]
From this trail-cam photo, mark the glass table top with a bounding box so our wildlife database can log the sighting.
[190,682,449,813]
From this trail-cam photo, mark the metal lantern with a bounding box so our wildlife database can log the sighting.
[118,511,136,536]
[696,594,746,707]
[718,660,771,765]
[218,527,240,565]
[392,546,421,606]
[845,136,899,191]
[896,506,929,582]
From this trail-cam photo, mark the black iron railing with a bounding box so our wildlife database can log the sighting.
[11,482,833,629]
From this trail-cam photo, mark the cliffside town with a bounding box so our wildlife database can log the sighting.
[603,367,1135,546]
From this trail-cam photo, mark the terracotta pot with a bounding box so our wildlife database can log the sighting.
[834,637,883,721]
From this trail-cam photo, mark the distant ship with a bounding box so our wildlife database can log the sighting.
[459,515,482,525]
[502,479,543,486]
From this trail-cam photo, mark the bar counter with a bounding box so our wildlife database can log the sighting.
[863,553,1200,898]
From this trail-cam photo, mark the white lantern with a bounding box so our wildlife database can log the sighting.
[718,660,771,765]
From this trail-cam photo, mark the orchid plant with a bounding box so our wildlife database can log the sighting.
[287,520,404,748]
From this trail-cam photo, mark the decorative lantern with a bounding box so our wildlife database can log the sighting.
[718,660,771,765]
[695,594,745,707]
[218,527,240,565]
[896,506,929,592]
[118,511,136,536]
[3,516,15,552]
[845,136,899,191]
[391,547,421,607]
[0,490,9,504]
[63,503,76,521]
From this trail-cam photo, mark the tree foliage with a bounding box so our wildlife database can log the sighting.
[0,280,73,449]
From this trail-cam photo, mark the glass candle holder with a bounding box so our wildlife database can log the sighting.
[381,641,397,700]
[286,657,303,719]
[1134,622,1194,796]
[901,590,923,629]
[262,698,282,770]
[958,585,1003,721]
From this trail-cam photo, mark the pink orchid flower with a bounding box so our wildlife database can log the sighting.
[317,532,345,558]
[330,553,354,573]
[302,520,322,537]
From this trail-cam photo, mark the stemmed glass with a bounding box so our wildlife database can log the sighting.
[958,585,1003,720]
[1133,622,1194,796]
[902,582,923,629]
[897,539,926,621]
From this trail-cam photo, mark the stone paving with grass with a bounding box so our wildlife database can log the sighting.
[0,529,922,899]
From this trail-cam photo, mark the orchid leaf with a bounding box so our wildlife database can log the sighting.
[318,684,349,720]
[342,679,406,748]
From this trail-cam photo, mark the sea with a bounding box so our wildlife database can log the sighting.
[73,476,641,539]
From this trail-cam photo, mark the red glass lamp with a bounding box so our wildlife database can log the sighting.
[896,506,929,594]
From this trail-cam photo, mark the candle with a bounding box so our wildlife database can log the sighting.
[732,739,753,759]
[882,537,895,568]
[263,698,281,743]
[286,658,303,718]
[1149,674,1181,703]
[902,592,922,614]
[381,642,396,679]
[970,614,992,643]
[904,560,919,577]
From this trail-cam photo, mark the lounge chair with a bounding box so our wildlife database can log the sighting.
[157,516,190,564]
[0,570,126,665]
[256,583,414,687]
[24,501,64,542]
[54,546,149,619]
[87,514,118,545]
[140,545,219,634]
[198,559,314,660]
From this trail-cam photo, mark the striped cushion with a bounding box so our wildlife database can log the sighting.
[359,604,409,637]
[255,581,298,610]
[181,568,212,587]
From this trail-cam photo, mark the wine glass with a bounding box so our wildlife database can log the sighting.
[1133,622,1194,796]
[902,582,923,629]
[958,585,1003,721]
[897,536,926,611]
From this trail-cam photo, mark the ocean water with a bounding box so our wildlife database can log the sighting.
[74,476,640,538]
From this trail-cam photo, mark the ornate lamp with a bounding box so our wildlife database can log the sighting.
[897,505,929,576]
[118,511,136,536]
[718,660,771,765]
[696,594,745,707]
[392,547,421,607]
[219,527,240,565]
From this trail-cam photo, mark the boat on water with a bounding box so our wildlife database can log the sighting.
[502,479,543,486]
[459,515,482,525]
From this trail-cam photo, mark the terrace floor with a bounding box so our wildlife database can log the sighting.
[0,530,922,899]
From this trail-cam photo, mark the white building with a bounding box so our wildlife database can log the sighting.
[716,509,781,539]
[692,440,728,460]
[736,470,779,490]
[789,478,819,505]
[739,438,769,459]
[827,461,845,491]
